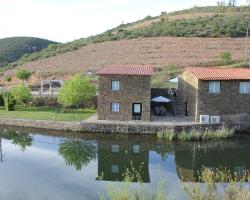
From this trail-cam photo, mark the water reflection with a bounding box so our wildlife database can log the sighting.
[58,140,97,170]
[0,130,32,154]
[175,140,250,181]
[0,128,250,185]
[97,139,150,182]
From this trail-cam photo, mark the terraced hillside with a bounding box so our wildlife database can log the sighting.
[3,36,249,86]
[1,6,250,86]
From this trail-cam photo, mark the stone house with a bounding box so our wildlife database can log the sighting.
[97,65,153,121]
[178,67,250,122]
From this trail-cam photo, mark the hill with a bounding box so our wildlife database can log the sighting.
[0,37,58,67]
[3,36,249,87]
[9,5,250,67]
[1,6,250,87]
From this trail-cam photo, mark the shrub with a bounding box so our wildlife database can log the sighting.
[10,84,31,106]
[99,163,168,200]
[58,75,97,108]
[184,167,250,200]
[4,75,11,82]
[16,70,31,81]
[2,92,15,111]
[157,129,175,141]
[157,127,235,141]
[29,96,59,107]
[219,51,232,64]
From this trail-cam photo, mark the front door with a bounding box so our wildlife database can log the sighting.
[132,103,142,120]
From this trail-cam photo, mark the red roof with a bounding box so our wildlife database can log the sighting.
[186,67,250,80]
[96,65,153,76]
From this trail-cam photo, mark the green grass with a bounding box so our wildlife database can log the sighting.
[0,106,96,121]
[157,127,235,141]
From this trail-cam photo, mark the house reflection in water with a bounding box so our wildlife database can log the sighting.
[175,141,250,182]
[97,139,150,183]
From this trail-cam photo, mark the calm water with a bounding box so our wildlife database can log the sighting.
[0,126,250,200]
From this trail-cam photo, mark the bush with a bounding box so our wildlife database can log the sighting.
[157,127,235,141]
[2,92,15,111]
[4,75,11,82]
[58,75,97,108]
[184,167,250,200]
[16,70,31,81]
[29,96,59,107]
[219,51,232,64]
[10,85,31,106]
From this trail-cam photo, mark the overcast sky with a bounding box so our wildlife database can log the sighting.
[0,0,248,43]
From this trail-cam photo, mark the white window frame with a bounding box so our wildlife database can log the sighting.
[111,102,120,112]
[239,82,250,94]
[209,81,220,94]
[111,165,119,174]
[133,104,141,114]
[111,144,120,153]
[111,80,120,91]
[132,144,140,154]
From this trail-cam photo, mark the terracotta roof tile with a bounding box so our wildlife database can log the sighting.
[97,65,153,76]
[186,67,250,80]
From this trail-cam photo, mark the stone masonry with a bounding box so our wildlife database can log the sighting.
[178,69,198,120]
[198,80,250,121]
[179,68,250,122]
[98,75,151,121]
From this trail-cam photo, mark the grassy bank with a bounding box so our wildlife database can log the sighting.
[157,127,235,141]
[0,106,96,121]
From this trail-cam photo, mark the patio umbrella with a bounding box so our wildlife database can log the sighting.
[151,96,171,103]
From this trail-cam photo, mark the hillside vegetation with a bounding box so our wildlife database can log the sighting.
[0,37,58,67]
[1,5,250,87]
[13,5,250,66]
[4,37,248,86]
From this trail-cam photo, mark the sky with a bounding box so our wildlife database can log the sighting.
[0,0,248,43]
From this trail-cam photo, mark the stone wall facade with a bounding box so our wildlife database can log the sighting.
[179,72,250,122]
[198,80,250,121]
[98,75,151,121]
[178,70,198,120]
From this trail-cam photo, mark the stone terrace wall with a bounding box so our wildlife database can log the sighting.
[0,118,242,134]
[80,121,238,134]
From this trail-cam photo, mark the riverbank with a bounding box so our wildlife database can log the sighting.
[0,117,245,135]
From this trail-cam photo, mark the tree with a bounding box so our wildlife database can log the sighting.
[16,70,31,82]
[219,51,232,65]
[1,131,32,152]
[58,75,96,108]
[2,92,15,111]
[58,139,96,170]
[228,0,236,6]
[10,84,31,106]
[217,1,226,6]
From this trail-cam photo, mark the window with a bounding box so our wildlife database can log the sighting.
[111,102,120,112]
[111,144,120,153]
[132,145,140,154]
[209,81,220,93]
[111,165,119,173]
[133,104,141,113]
[239,82,250,94]
[111,80,120,91]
